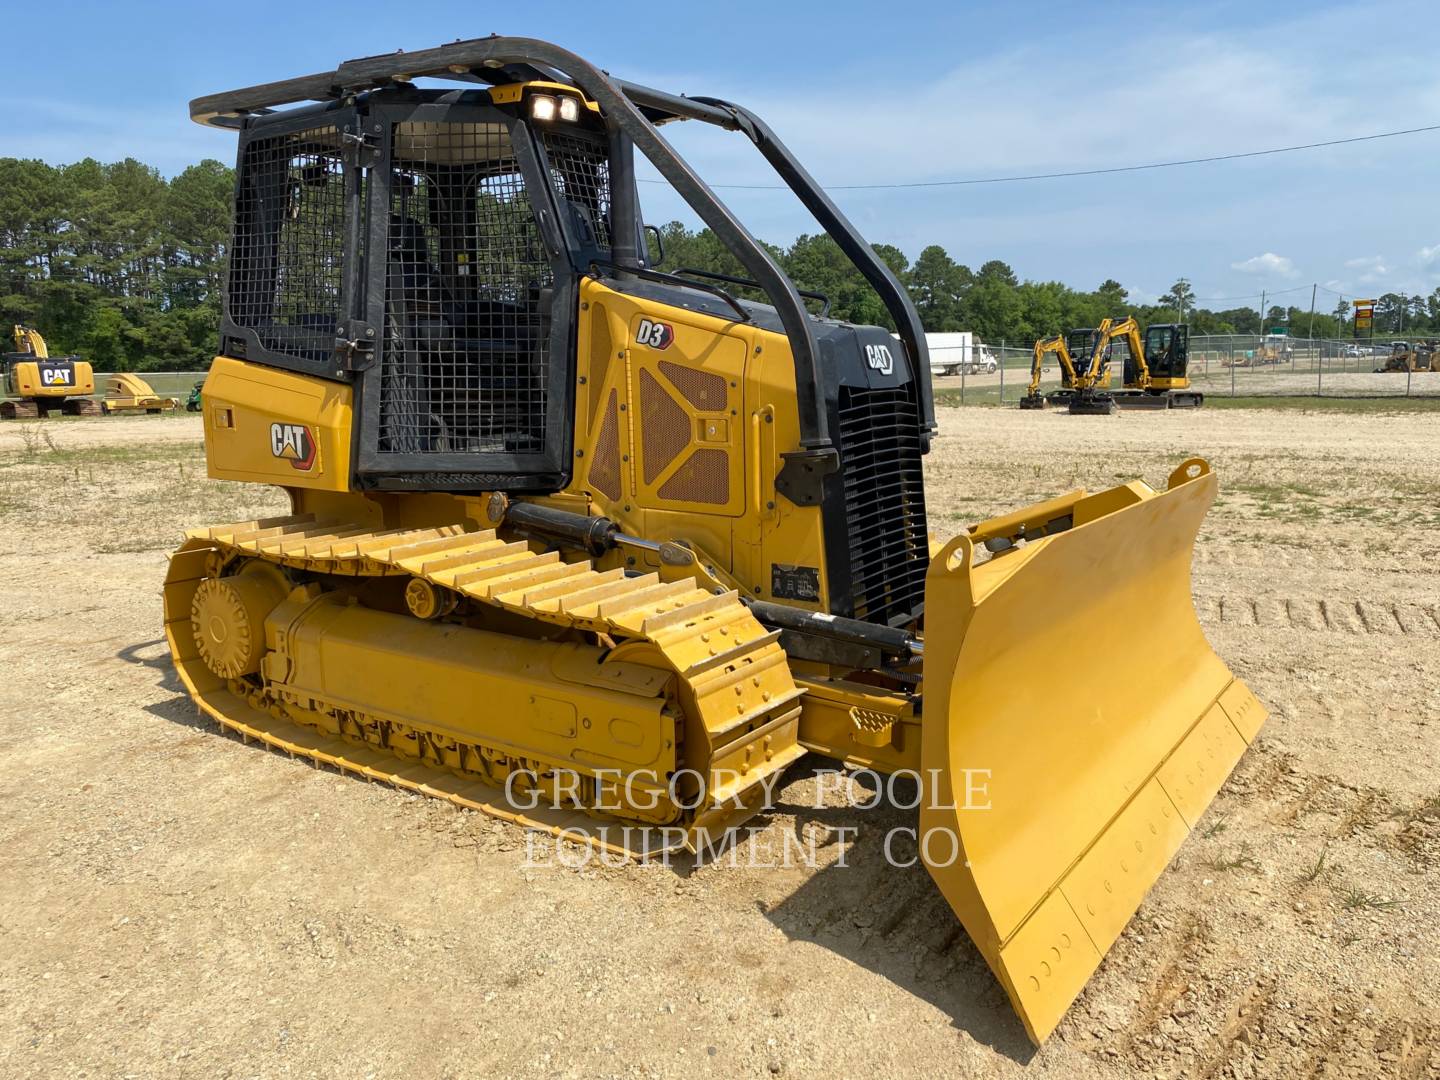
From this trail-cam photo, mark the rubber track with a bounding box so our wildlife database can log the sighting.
[165,514,807,851]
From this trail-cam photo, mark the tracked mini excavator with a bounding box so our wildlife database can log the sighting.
[1096,318,1203,411]
[2,325,99,419]
[168,38,1265,1045]
[1048,318,1203,414]
[1017,333,1075,409]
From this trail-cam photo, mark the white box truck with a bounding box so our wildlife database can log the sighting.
[925,332,996,376]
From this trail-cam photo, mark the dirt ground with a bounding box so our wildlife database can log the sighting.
[0,406,1436,1079]
[929,364,1440,403]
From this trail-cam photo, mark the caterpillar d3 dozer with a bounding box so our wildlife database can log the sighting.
[2,325,100,419]
[169,38,1265,1045]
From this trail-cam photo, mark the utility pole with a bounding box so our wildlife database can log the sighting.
[1305,284,1316,372]
[1259,289,1266,337]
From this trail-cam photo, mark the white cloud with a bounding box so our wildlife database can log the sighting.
[1417,245,1440,267]
[1342,255,1389,284]
[1231,253,1297,277]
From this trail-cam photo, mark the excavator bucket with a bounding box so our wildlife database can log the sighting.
[918,458,1265,1044]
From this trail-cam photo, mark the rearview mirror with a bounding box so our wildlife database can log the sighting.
[644,223,665,267]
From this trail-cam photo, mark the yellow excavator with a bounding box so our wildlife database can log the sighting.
[1017,333,1077,409]
[1024,319,1202,414]
[2,325,99,418]
[168,38,1264,1045]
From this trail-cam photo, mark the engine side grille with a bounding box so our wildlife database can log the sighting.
[835,382,929,626]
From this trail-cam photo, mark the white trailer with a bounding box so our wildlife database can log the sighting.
[925,332,996,376]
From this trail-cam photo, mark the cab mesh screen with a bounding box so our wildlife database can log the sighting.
[379,121,551,456]
[540,127,611,251]
[228,126,347,366]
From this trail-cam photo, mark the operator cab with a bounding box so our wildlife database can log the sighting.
[1066,327,1109,379]
[223,82,629,486]
[1144,323,1189,380]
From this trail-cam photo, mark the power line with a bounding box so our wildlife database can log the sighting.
[637,122,1440,191]
[1193,284,1315,303]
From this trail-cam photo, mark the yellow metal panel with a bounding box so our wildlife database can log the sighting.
[202,356,353,492]
[1219,678,1268,742]
[1156,703,1250,828]
[1058,777,1190,953]
[919,461,1265,1044]
[625,312,746,516]
[992,889,1103,1046]
[273,593,674,771]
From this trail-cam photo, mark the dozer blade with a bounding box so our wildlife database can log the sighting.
[918,457,1265,1044]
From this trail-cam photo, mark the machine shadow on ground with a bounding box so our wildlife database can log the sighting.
[754,764,1038,1062]
[120,638,1035,1059]
[116,637,207,730]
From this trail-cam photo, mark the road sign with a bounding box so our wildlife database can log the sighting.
[1353,299,1375,337]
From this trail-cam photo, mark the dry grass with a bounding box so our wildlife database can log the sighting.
[0,419,284,554]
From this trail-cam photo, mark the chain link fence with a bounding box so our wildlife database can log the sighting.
[932,336,1440,405]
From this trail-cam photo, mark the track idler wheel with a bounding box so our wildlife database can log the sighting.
[190,561,290,678]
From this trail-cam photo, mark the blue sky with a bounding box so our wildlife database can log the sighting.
[6,0,1439,309]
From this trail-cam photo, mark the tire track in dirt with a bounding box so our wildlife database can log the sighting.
[1115,914,1208,1060]
[1195,594,1439,636]
[1193,978,1275,1080]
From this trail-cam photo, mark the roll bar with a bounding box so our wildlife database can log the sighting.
[191,36,937,449]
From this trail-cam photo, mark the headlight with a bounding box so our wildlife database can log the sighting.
[558,96,580,122]
[530,94,557,121]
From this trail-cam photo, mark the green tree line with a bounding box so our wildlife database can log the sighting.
[651,222,1440,343]
[0,157,232,370]
[4,154,1437,373]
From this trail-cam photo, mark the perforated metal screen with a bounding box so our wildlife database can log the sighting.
[378,121,553,456]
[228,126,347,366]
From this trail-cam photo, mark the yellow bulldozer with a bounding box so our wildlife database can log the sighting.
[2,325,100,418]
[1020,318,1202,413]
[1375,340,1440,373]
[168,38,1264,1045]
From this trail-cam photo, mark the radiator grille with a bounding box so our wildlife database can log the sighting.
[378,121,551,456]
[229,126,347,365]
[835,382,929,626]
